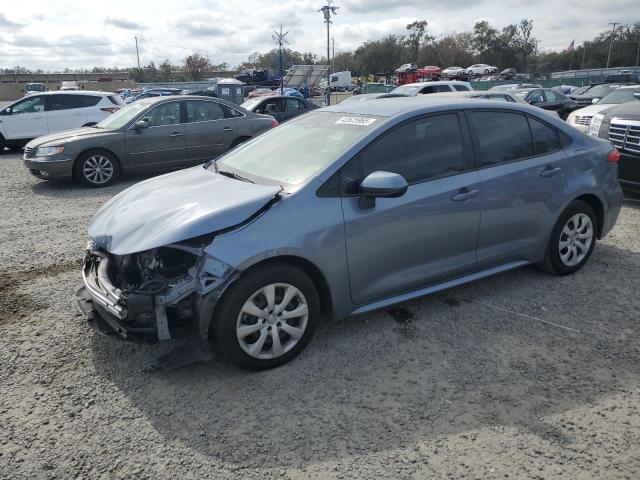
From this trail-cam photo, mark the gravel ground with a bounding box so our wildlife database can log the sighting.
[1,149,639,480]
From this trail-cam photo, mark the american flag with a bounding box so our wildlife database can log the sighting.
[566,40,575,53]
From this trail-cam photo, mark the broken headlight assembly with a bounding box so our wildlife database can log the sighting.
[79,236,235,342]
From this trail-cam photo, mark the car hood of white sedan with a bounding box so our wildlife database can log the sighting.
[88,165,282,255]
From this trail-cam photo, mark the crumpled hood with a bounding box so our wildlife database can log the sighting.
[26,127,114,148]
[88,166,281,255]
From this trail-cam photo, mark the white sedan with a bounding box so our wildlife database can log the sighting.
[466,64,498,75]
[442,66,466,77]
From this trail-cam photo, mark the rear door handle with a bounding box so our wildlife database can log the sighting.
[222,127,233,132]
[170,132,183,137]
[540,166,562,177]
[451,188,480,202]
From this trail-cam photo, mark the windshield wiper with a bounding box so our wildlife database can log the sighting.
[217,169,254,183]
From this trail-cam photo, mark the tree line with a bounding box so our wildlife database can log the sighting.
[2,20,639,80]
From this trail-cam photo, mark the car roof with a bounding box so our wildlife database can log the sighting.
[27,90,113,96]
[326,95,530,118]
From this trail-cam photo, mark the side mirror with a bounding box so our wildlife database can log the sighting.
[527,99,537,105]
[358,171,408,209]
[1,107,10,115]
[633,92,640,100]
[133,119,149,130]
[592,98,600,104]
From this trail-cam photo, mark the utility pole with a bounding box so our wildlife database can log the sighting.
[581,46,587,70]
[606,22,619,68]
[134,36,141,70]
[636,38,640,67]
[318,0,338,105]
[272,25,289,94]
[332,37,335,73]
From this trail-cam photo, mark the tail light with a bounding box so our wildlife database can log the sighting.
[271,119,279,128]
[608,149,620,163]
[101,107,120,114]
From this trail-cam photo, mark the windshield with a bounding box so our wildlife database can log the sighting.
[240,99,262,110]
[598,88,640,104]
[391,85,418,95]
[572,86,590,96]
[582,84,616,97]
[213,112,382,187]
[95,101,149,129]
[511,90,532,99]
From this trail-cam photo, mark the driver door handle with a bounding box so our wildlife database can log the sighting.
[222,127,233,132]
[540,166,562,178]
[170,132,183,137]
[451,188,480,202]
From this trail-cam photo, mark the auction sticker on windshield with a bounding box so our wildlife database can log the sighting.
[335,116,377,126]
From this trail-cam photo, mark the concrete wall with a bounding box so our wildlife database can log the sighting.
[0,80,136,101]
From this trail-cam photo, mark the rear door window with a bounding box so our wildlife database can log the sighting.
[453,84,471,92]
[46,94,100,111]
[285,98,306,111]
[468,111,534,166]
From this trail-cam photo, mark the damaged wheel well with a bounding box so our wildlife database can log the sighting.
[236,256,333,321]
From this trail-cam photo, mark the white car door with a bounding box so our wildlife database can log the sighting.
[45,94,88,133]
[1,95,48,140]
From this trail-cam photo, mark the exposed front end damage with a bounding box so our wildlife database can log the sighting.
[76,238,238,366]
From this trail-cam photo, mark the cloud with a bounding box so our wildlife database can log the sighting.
[0,13,24,29]
[105,17,145,30]
[171,13,229,37]
[342,0,478,13]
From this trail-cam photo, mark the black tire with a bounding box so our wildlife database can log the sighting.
[228,136,250,150]
[0,135,6,152]
[211,264,320,370]
[74,149,120,188]
[539,200,597,275]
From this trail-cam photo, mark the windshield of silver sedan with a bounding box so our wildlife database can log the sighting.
[212,112,382,187]
[95,101,151,130]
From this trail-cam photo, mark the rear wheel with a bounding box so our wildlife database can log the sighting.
[540,200,597,275]
[74,150,120,187]
[211,264,319,370]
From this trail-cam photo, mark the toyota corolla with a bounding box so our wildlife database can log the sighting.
[77,97,623,370]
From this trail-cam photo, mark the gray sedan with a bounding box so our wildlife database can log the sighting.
[23,96,275,187]
[78,97,622,370]
[240,95,319,124]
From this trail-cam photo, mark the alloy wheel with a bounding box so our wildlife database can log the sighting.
[558,213,593,267]
[82,155,114,185]
[236,283,309,360]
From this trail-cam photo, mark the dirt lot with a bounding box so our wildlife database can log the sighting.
[1,149,639,480]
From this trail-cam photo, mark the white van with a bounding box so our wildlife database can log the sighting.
[0,91,124,150]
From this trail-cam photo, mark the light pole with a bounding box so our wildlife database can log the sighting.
[272,25,289,94]
[606,22,620,69]
[318,0,338,105]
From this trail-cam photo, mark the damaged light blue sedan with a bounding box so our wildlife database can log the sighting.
[77,97,623,370]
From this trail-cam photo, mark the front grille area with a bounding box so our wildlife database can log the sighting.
[23,146,36,158]
[575,115,593,126]
[609,121,640,155]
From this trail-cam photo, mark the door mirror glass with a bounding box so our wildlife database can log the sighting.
[358,171,408,209]
[592,98,599,104]
[133,119,149,130]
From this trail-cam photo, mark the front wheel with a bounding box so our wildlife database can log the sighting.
[211,264,319,370]
[540,200,597,275]
[74,150,120,187]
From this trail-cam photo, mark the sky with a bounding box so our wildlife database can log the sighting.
[0,0,635,71]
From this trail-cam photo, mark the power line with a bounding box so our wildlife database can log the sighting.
[0,37,135,53]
